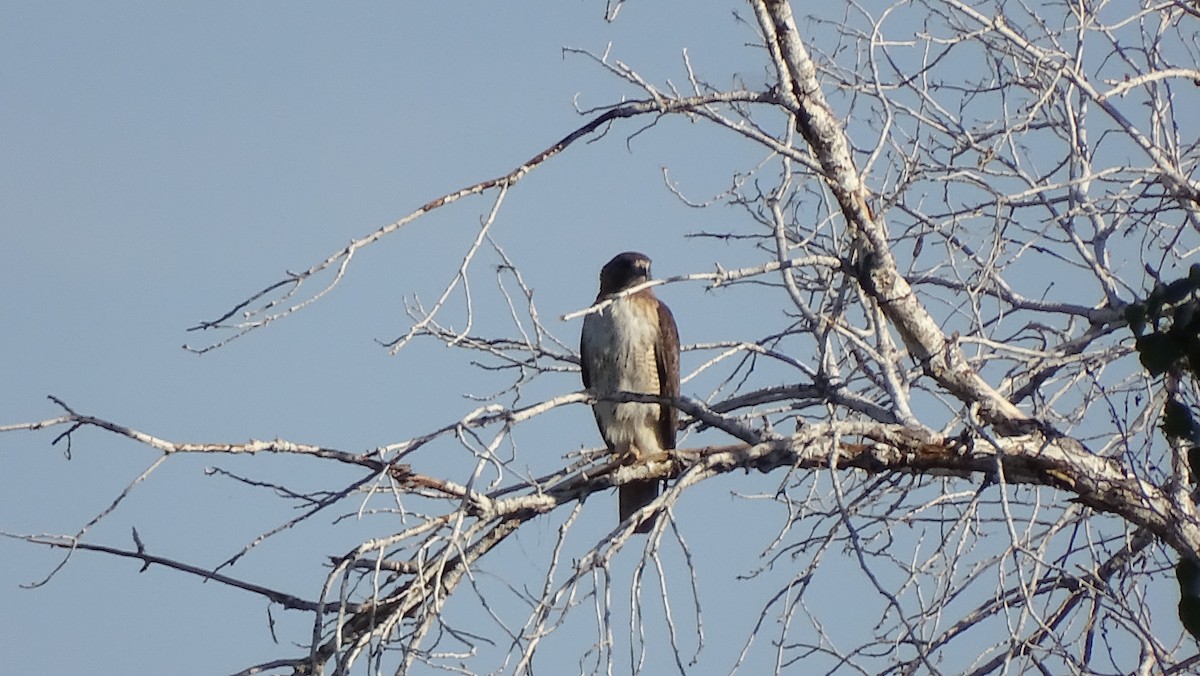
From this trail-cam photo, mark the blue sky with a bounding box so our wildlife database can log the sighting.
[0,3,792,673]
[3,2,1189,674]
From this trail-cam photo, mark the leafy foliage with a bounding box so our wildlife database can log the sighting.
[1130,267,1200,641]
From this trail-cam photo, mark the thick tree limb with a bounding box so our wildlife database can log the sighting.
[753,0,1029,426]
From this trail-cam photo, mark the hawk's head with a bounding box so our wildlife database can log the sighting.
[598,251,652,295]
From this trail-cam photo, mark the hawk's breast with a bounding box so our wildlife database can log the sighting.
[581,294,664,457]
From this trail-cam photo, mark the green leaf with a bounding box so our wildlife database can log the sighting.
[1164,277,1195,305]
[1123,303,1142,338]
[1125,303,1147,337]
[1182,597,1200,641]
[1163,399,1196,441]
[1137,332,1179,376]
[1173,302,1198,335]
[1182,560,1200,640]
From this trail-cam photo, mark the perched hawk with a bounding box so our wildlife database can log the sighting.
[580,252,680,533]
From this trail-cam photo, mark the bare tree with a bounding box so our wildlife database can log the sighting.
[5,1,1200,674]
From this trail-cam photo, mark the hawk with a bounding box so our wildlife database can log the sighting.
[580,252,680,533]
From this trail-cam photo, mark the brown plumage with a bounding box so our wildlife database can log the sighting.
[580,252,680,533]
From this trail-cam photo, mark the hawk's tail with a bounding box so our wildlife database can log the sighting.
[619,480,660,534]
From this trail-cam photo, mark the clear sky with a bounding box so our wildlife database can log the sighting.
[0,3,791,674]
[2,2,1187,675]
